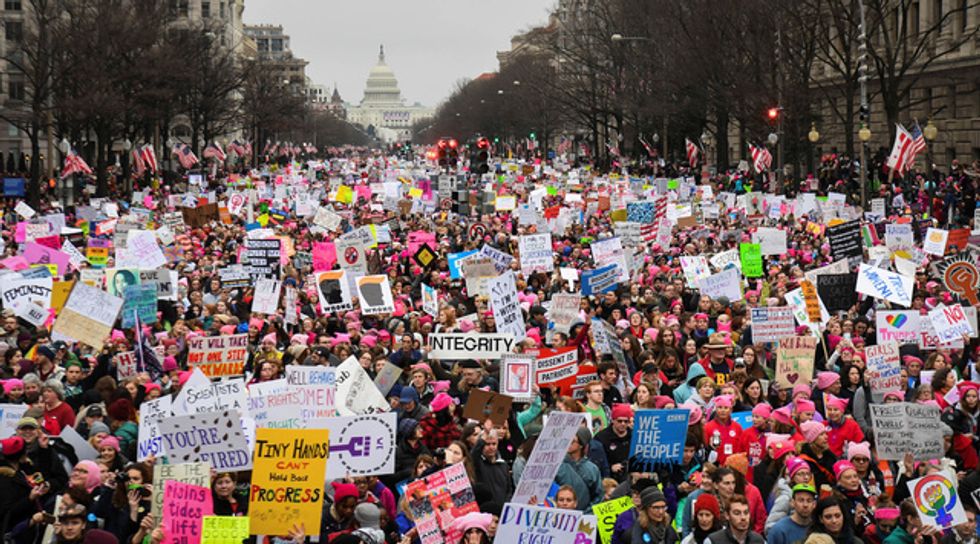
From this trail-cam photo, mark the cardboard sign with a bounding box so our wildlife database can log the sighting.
[138,396,172,461]
[500,353,535,402]
[51,282,123,350]
[186,334,248,378]
[489,271,525,341]
[923,228,949,256]
[173,369,247,415]
[775,336,817,388]
[753,227,788,255]
[163,480,213,544]
[629,409,690,468]
[427,333,515,360]
[876,310,921,344]
[534,346,578,386]
[816,273,858,313]
[512,412,586,505]
[321,413,396,479]
[938,256,980,306]
[355,275,395,315]
[750,306,796,343]
[496,503,582,544]
[158,410,252,471]
[0,404,28,438]
[518,233,554,275]
[250,428,330,535]
[864,342,902,403]
[870,403,944,461]
[152,462,211,520]
[335,356,389,416]
[907,473,968,529]
[421,282,438,317]
[462,389,513,426]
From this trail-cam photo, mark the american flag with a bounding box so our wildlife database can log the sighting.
[605,140,621,158]
[227,140,246,157]
[748,143,772,173]
[140,145,157,173]
[131,148,145,176]
[886,124,921,175]
[557,136,572,155]
[202,141,227,162]
[638,135,655,157]
[686,138,700,167]
[304,143,318,154]
[171,143,199,170]
[60,148,93,178]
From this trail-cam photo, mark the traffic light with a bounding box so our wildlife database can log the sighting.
[767,108,780,122]
[437,138,458,169]
[471,137,490,175]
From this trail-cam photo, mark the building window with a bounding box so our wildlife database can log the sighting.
[973,147,980,161]
[4,0,20,10]
[219,1,225,16]
[5,21,22,42]
[201,0,210,18]
[8,79,24,100]
[960,0,969,34]
[948,85,957,116]
[947,147,957,161]
[175,0,188,17]
[910,2,919,35]
[271,39,284,52]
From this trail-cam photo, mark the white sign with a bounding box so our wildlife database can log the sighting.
[698,268,743,302]
[518,233,554,275]
[1,276,53,312]
[421,283,438,317]
[158,409,252,471]
[753,227,788,255]
[427,333,516,360]
[679,256,711,285]
[315,270,353,313]
[511,412,586,505]
[356,275,395,315]
[856,264,913,307]
[591,236,629,282]
[489,271,526,341]
[138,396,173,461]
[335,356,390,416]
[322,413,398,479]
[172,368,247,415]
[923,228,948,256]
[251,278,281,315]
[928,304,974,343]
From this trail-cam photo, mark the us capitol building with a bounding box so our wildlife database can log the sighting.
[346,45,433,143]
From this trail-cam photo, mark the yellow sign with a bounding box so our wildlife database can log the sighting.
[31,264,58,277]
[202,516,249,544]
[408,187,423,199]
[86,247,108,266]
[51,280,74,312]
[249,428,330,536]
[335,185,353,204]
[593,496,634,544]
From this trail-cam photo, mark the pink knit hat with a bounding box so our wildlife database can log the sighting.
[816,371,840,390]
[785,456,809,479]
[800,421,827,442]
[795,398,816,414]
[431,392,454,412]
[833,460,857,480]
[772,406,794,426]
[261,333,277,344]
[752,403,772,418]
[825,395,849,412]
[73,460,103,493]
[792,383,812,399]
[99,436,120,452]
[846,441,872,461]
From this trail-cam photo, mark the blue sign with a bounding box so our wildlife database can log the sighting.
[447,250,477,279]
[3,178,25,197]
[629,408,690,468]
[731,411,753,430]
[581,264,619,296]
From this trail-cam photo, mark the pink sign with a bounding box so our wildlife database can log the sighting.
[24,242,71,275]
[407,231,436,255]
[163,480,213,544]
[313,242,336,271]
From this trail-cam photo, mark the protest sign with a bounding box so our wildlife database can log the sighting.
[826,220,863,260]
[355,275,394,315]
[937,256,980,306]
[138,396,172,461]
[335,356,389,416]
[698,267,743,302]
[518,233,554,275]
[750,306,796,343]
[512,412,586,505]
[775,336,817,388]
[478,244,514,273]
[876,310,921,344]
[489,271,525,341]
[864,342,903,403]
[152,462,211,520]
[186,333,248,378]
[24,242,71,276]
[126,230,167,269]
[629,409,690,469]
[163,481,213,544]
[421,282,438,317]
[739,243,763,277]
[373,362,402,396]
[314,270,353,313]
[1,275,52,312]
[427,333,515,359]
[250,428,330,535]
[251,278,281,315]
[500,353,535,402]
[816,273,858,313]
[51,282,123,350]
[907,473,968,529]
[218,266,250,290]
[243,238,282,280]
[928,304,974,343]
[448,249,478,279]
[870,402,944,461]
[121,284,157,328]
[581,264,619,296]
[593,496,635,544]
[754,227,788,255]
[885,223,914,249]
[106,268,140,297]
[463,389,513,426]
[710,249,741,272]
[0,404,28,438]
[547,293,581,333]
[173,369,247,416]
[495,503,582,544]
[406,463,479,544]
[321,412,396,479]
[202,516,249,544]
[15,302,47,328]
[856,263,913,307]
[139,269,177,301]
[461,257,497,297]
[923,228,949,256]
[591,236,629,282]
[159,410,252,471]
[534,346,578,386]
[679,256,711,285]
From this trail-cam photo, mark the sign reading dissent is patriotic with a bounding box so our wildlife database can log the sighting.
[187,333,248,377]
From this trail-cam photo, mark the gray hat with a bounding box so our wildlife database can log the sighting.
[353,502,381,528]
[640,488,666,508]
[575,427,592,449]
[88,421,111,437]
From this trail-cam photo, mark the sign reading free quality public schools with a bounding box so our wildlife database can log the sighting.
[427,333,515,359]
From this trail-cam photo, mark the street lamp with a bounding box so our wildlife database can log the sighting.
[923,119,938,141]
[858,124,872,142]
[768,133,779,146]
[58,138,70,154]
[808,124,820,143]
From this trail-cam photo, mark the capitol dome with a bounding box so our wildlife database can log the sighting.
[361,45,403,106]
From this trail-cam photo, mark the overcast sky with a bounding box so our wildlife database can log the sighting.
[242,1,555,108]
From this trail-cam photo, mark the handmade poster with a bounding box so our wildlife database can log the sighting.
[885,224,914,249]
[710,249,741,272]
[321,412,396,479]
[870,403,944,461]
[739,243,763,277]
[698,267,743,302]
[593,496,634,544]
[591,236,629,282]
[876,310,921,344]
[679,256,711,285]
[1,275,52,312]
[202,516,250,544]
[500,353,535,402]
[186,333,248,377]
[152,462,212,519]
[51,282,123,351]
[355,275,394,315]
[518,233,554,275]
[478,244,514,273]
[15,302,47,328]
[121,284,158,328]
[158,409,252,471]
[534,346,578,386]
[163,481,213,544]
[775,336,817,388]
[629,409,690,468]
[251,278,281,315]
[461,257,497,297]
[512,412,586,505]
[750,306,795,343]
[373,362,402,396]
[864,342,902,403]
[24,242,71,276]
[548,294,581,333]
[427,333,515,359]
[249,428,330,535]
[335,356,389,416]
[753,227,788,255]
[489,271,525,341]
[856,264,913,307]
[243,238,282,280]
[173,369,247,416]
[495,503,582,544]
[126,230,168,269]
[138,395,172,461]
[405,462,479,544]
[816,273,858,313]
[581,264,619,296]
[0,404,29,438]
[462,389,513,426]
[928,304,974,343]
[923,228,949,256]
[421,282,438,317]
[907,473,968,529]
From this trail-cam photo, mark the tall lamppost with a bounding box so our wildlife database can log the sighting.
[923,119,938,169]
[808,123,820,176]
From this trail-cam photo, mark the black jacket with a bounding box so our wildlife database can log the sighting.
[470,438,513,506]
